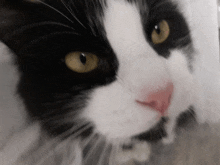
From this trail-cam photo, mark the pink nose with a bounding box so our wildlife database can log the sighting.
[137,83,174,116]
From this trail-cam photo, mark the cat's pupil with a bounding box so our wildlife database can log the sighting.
[154,24,161,34]
[80,53,87,65]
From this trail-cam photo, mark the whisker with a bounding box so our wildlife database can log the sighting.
[58,139,77,165]
[69,123,93,140]
[21,31,80,49]
[15,132,71,165]
[109,143,118,165]
[40,112,79,124]
[97,140,110,165]
[81,132,97,149]
[31,123,92,165]
[65,139,82,165]
[116,76,124,85]
[46,121,92,140]
[188,109,196,117]
[33,137,72,165]
[116,75,133,93]
[43,121,90,146]
[35,0,74,24]
[4,21,75,40]
[83,136,104,165]
[61,0,86,29]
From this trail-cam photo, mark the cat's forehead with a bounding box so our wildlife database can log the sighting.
[101,0,191,58]
[103,0,148,59]
[65,0,182,34]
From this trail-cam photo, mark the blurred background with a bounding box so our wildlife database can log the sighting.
[218,0,220,26]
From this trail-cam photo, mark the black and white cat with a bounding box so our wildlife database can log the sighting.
[0,0,219,164]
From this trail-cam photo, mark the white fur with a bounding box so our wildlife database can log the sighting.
[0,123,40,165]
[0,43,28,148]
[82,0,197,144]
[0,43,29,164]
[0,43,11,63]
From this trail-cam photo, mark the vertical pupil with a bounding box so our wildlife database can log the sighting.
[80,53,87,64]
[155,24,161,34]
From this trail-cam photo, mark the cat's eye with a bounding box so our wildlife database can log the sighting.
[151,20,170,44]
[65,52,99,73]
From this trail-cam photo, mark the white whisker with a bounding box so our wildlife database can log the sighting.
[33,137,72,165]
[81,132,97,149]
[41,118,89,133]
[3,21,76,40]
[23,31,80,48]
[35,0,74,24]
[116,75,133,93]
[41,112,80,124]
[64,140,81,165]
[109,143,118,165]
[83,136,104,165]
[59,140,76,165]
[97,140,110,165]
[69,124,93,140]
[61,0,86,28]
[32,123,92,165]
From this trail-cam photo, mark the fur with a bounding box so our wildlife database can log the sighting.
[0,0,219,165]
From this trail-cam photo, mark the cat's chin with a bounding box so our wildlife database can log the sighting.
[131,107,195,143]
[113,117,167,165]
[132,117,168,142]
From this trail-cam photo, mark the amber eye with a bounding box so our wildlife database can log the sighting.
[151,20,170,44]
[65,52,99,73]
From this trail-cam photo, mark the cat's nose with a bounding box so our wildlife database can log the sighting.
[136,82,174,116]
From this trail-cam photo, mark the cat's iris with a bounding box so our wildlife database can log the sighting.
[65,52,99,73]
[151,20,170,44]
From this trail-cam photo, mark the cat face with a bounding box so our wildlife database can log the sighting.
[86,0,196,141]
[0,0,197,144]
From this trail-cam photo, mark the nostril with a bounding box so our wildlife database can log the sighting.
[136,82,174,116]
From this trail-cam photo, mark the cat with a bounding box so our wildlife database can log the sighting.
[0,0,219,164]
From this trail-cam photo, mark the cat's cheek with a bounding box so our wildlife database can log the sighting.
[165,51,196,115]
[81,82,159,140]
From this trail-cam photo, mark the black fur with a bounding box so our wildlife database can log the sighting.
[0,0,118,137]
[0,0,192,141]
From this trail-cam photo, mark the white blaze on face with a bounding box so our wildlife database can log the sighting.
[103,0,172,96]
[103,0,147,57]
[82,0,196,141]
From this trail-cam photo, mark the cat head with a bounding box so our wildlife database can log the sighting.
[0,0,212,145]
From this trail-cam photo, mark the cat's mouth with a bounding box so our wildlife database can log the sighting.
[133,117,168,142]
[130,107,195,144]
[115,118,168,164]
